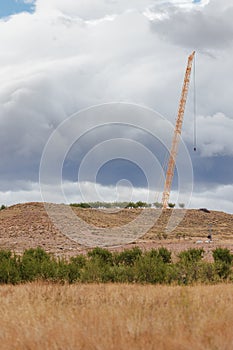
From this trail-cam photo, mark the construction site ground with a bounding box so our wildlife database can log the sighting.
[0,202,233,261]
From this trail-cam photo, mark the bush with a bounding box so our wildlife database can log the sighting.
[134,255,168,284]
[54,258,70,282]
[70,255,87,268]
[0,251,20,284]
[88,247,113,265]
[114,247,142,266]
[68,256,87,283]
[213,248,233,265]
[175,261,218,285]
[212,248,233,280]
[178,248,204,264]
[146,248,171,264]
[0,250,12,261]
[20,248,54,281]
[79,259,113,283]
[109,265,135,283]
[214,262,231,280]
[158,247,172,263]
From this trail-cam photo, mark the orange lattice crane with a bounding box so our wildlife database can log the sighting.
[162,51,195,209]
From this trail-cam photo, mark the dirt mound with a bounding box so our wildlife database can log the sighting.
[0,202,232,258]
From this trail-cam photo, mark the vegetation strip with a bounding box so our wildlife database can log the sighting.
[0,247,232,284]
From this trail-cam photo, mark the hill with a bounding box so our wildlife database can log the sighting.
[0,202,232,259]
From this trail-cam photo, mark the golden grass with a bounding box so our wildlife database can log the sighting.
[0,283,233,349]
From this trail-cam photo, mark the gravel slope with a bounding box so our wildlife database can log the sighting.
[0,202,232,259]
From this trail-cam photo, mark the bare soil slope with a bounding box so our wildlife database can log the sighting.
[0,202,232,258]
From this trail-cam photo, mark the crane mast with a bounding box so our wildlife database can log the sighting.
[162,51,195,209]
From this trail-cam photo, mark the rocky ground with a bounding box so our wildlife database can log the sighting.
[0,202,233,260]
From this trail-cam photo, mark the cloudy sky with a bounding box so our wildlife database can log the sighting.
[0,0,233,213]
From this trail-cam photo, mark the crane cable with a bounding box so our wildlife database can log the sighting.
[193,53,197,151]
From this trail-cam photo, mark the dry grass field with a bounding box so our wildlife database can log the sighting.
[0,283,233,350]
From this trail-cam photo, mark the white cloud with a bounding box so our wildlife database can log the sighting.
[189,184,233,214]
[35,0,210,20]
[0,181,151,206]
[1,180,233,214]
[35,0,152,19]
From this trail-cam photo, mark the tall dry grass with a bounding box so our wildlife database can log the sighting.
[0,283,233,350]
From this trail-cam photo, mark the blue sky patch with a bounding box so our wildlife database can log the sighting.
[0,0,35,19]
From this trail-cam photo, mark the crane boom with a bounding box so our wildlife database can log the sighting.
[162,51,195,209]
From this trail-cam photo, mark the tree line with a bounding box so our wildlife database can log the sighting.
[70,201,185,209]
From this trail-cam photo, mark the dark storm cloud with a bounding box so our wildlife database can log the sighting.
[192,156,233,191]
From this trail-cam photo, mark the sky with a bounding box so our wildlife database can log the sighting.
[0,0,35,18]
[0,0,233,213]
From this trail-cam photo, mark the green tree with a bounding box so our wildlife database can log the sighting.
[136,201,147,208]
[168,203,176,208]
[126,202,137,208]
[154,202,162,208]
